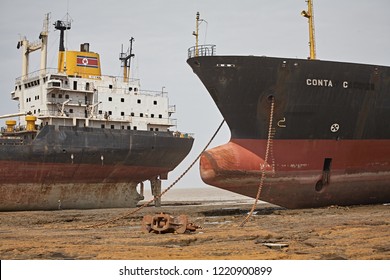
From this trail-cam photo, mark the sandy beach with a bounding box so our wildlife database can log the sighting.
[0,187,389,260]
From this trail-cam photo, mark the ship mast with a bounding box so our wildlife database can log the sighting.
[17,13,50,79]
[119,37,135,83]
[192,12,207,57]
[39,13,50,76]
[301,0,316,60]
[192,12,200,57]
[54,16,71,72]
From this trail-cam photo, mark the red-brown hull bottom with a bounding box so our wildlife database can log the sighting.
[200,139,390,209]
[0,161,170,211]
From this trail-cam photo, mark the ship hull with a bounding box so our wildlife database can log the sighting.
[188,54,390,208]
[0,181,142,211]
[0,125,194,210]
[200,139,390,209]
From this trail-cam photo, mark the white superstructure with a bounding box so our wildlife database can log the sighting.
[10,15,177,133]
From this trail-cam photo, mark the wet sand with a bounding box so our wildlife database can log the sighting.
[0,187,389,260]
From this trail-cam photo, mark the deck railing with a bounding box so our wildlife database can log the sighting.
[187,44,216,59]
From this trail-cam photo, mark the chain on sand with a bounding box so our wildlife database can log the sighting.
[84,119,226,229]
[239,97,275,227]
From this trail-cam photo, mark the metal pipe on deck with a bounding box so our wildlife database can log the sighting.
[0,112,28,119]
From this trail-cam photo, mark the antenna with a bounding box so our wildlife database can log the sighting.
[54,18,71,52]
[119,37,135,83]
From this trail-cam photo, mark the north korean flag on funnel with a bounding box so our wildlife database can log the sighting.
[77,55,99,68]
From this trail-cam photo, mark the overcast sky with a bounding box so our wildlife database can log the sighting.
[1,0,390,191]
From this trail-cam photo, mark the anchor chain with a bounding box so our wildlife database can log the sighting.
[239,96,275,227]
[85,119,225,229]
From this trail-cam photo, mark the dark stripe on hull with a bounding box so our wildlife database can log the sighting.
[200,139,390,208]
[187,56,390,140]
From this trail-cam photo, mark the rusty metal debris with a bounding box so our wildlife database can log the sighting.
[142,212,200,234]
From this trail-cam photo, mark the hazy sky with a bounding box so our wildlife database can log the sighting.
[1,0,390,192]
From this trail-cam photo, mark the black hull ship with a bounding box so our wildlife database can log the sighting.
[0,15,193,211]
[187,4,390,209]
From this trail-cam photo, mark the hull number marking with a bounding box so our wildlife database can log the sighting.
[277,117,286,128]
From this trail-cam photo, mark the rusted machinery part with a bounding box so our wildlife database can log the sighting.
[141,212,200,234]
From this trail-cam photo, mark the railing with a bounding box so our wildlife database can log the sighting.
[15,68,141,85]
[37,110,176,125]
[137,89,168,98]
[15,68,59,84]
[187,44,216,59]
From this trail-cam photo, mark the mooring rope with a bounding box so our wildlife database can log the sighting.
[84,119,225,229]
[239,97,275,227]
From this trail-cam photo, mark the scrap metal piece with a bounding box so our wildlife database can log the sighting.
[263,243,289,249]
[142,212,199,234]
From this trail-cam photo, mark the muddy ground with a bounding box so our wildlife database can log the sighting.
[0,201,389,260]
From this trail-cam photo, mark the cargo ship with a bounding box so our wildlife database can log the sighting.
[0,14,194,211]
[187,2,390,209]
